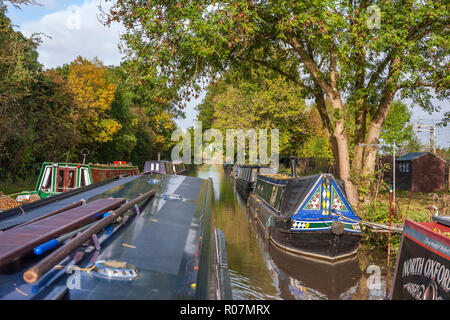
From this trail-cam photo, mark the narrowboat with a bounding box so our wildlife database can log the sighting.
[390,216,449,300]
[247,173,362,262]
[143,160,186,175]
[15,162,139,204]
[235,165,277,198]
[0,173,231,300]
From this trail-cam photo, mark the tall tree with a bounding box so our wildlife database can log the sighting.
[104,0,449,204]
[200,68,309,157]
[0,5,41,178]
[68,57,120,148]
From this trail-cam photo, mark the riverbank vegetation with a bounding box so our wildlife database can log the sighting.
[0,5,178,186]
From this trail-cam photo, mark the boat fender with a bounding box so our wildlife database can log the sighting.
[331,221,344,235]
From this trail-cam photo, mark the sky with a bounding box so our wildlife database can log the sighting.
[4,0,449,148]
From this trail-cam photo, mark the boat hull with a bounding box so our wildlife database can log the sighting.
[269,228,361,262]
[235,178,254,198]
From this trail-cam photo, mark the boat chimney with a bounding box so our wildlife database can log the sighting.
[157,152,161,161]
[289,156,297,178]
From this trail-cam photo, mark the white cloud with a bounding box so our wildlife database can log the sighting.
[19,0,125,68]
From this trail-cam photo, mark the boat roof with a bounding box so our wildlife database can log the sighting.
[41,162,137,168]
[0,173,214,299]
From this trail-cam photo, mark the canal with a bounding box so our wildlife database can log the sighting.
[187,164,396,300]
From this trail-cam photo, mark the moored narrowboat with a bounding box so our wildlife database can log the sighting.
[143,160,186,175]
[247,173,362,262]
[172,160,186,174]
[15,162,139,204]
[390,216,449,300]
[235,165,277,198]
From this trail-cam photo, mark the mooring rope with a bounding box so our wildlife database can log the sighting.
[333,211,403,234]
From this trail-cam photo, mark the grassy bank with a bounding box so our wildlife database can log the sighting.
[360,188,449,256]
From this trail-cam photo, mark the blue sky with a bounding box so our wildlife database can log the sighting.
[5,1,449,148]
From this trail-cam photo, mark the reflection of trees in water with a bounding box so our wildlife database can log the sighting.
[197,165,280,299]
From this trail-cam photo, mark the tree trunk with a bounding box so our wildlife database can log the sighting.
[332,107,359,206]
[362,56,401,176]
[312,87,340,177]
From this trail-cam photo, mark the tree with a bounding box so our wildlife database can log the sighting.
[299,108,334,160]
[68,57,120,148]
[104,0,449,204]
[379,100,414,153]
[27,70,80,165]
[0,5,41,178]
[196,67,309,157]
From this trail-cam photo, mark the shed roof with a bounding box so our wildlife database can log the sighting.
[396,152,446,162]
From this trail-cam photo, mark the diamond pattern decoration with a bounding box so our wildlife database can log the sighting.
[292,220,310,229]
[304,187,321,210]
[331,185,348,211]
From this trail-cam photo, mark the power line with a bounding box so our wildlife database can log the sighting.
[412,122,437,153]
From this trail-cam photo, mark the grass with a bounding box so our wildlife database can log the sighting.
[377,189,449,223]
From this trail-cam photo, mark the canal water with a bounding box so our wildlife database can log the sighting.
[187,164,396,300]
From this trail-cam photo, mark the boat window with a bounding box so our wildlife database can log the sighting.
[80,168,90,187]
[80,169,86,187]
[57,169,65,192]
[156,163,160,171]
[67,170,75,189]
[270,186,278,205]
[40,166,52,192]
[151,163,155,171]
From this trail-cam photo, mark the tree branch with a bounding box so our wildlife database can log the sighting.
[284,32,334,98]
[250,58,304,87]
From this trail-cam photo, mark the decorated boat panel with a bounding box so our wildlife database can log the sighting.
[390,219,449,300]
[289,175,361,234]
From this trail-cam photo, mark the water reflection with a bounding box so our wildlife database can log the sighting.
[187,165,394,300]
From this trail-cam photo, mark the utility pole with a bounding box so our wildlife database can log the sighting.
[413,123,436,154]
[359,142,396,210]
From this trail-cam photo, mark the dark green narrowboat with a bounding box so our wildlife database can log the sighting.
[248,173,362,262]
